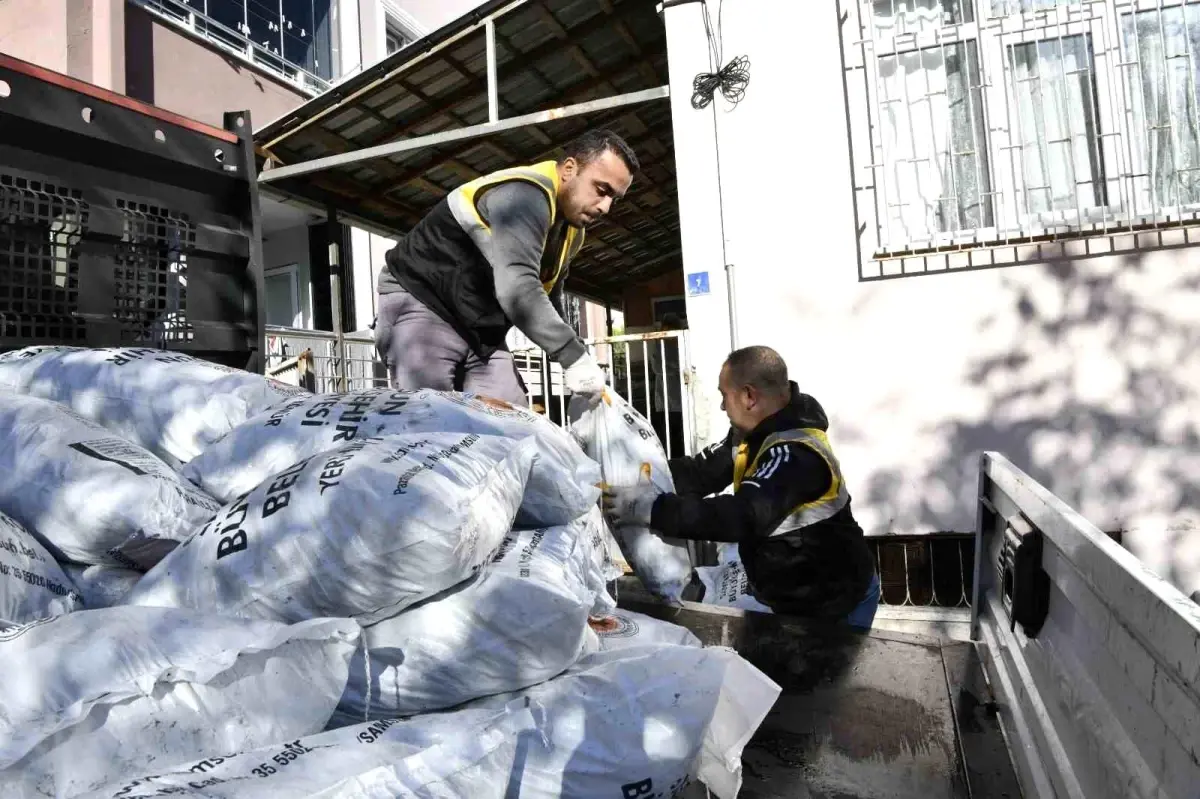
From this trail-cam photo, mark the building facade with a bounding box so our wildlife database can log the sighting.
[0,0,618,341]
[664,0,1200,594]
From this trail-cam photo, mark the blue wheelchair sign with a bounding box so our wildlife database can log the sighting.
[686,272,710,297]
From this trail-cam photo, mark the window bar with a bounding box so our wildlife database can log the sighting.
[924,78,965,235]
[962,32,995,239]
[1124,0,1154,217]
[901,543,914,606]
[660,337,671,458]
[1153,0,1183,212]
[1007,40,1037,230]
[862,0,896,250]
[1051,24,1088,230]
[899,42,935,244]
[1088,11,1124,233]
[1175,0,1200,211]
[928,540,942,606]
[957,538,970,608]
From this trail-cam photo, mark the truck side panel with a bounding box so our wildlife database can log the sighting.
[976,452,1200,799]
[0,53,264,371]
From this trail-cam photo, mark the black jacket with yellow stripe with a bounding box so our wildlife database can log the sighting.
[650,383,875,620]
[382,161,586,361]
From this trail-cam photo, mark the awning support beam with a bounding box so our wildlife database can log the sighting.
[485,18,500,124]
[258,85,670,185]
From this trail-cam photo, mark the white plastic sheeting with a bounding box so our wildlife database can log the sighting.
[126,434,537,625]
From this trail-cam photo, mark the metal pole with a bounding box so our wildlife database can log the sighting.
[485,18,499,124]
[605,303,613,337]
[623,342,632,400]
[260,86,670,183]
[725,262,739,350]
[327,206,347,392]
[641,340,651,420]
[660,337,671,458]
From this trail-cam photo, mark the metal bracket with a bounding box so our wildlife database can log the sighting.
[997,512,1051,638]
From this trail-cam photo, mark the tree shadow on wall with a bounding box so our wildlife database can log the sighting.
[855,248,1200,591]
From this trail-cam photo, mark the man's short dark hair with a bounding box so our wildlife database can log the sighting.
[560,129,639,175]
[724,346,789,395]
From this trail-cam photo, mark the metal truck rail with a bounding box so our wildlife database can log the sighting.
[0,53,265,370]
[619,451,1200,798]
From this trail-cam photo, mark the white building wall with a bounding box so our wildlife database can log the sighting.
[664,0,1200,594]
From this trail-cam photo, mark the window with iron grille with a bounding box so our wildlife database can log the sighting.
[853,0,1200,270]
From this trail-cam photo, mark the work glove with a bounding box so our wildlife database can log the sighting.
[564,351,607,408]
[601,484,658,527]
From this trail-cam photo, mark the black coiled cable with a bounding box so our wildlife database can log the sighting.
[690,54,750,110]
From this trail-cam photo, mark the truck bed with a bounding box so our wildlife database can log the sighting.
[615,579,1022,799]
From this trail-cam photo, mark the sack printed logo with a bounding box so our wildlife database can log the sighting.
[588,613,640,639]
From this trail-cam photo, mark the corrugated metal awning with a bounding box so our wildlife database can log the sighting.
[253,0,677,303]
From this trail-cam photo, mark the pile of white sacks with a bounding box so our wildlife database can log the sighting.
[0,345,781,799]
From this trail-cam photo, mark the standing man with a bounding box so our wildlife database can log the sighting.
[603,346,880,628]
[374,129,638,407]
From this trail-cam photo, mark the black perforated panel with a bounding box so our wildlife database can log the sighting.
[112,198,196,344]
[0,173,88,342]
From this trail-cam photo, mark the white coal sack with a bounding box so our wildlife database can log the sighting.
[0,392,221,569]
[126,434,537,625]
[60,563,143,610]
[0,510,81,628]
[569,390,692,602]
[332,521,603,724]
[587,608,702,651]
[0,606,360,798]
[467,644,782,799]
[75,701,542,799]
[182,388,601,526]
[0,346,306,467]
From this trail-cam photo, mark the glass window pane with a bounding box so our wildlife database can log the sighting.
[207,0,247,34]
[877,41,993,246]
[1121,6,1200,210]
[387,26,413,55]
[283,0,314,68]
[1007,35,1104,217]
[870,0,972,37]
[310,0,334,80]
[264,272,299,328]
[247,0,284,77]
[990,0,1072,17]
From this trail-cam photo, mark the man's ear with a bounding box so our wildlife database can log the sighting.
[560,157,578,181]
